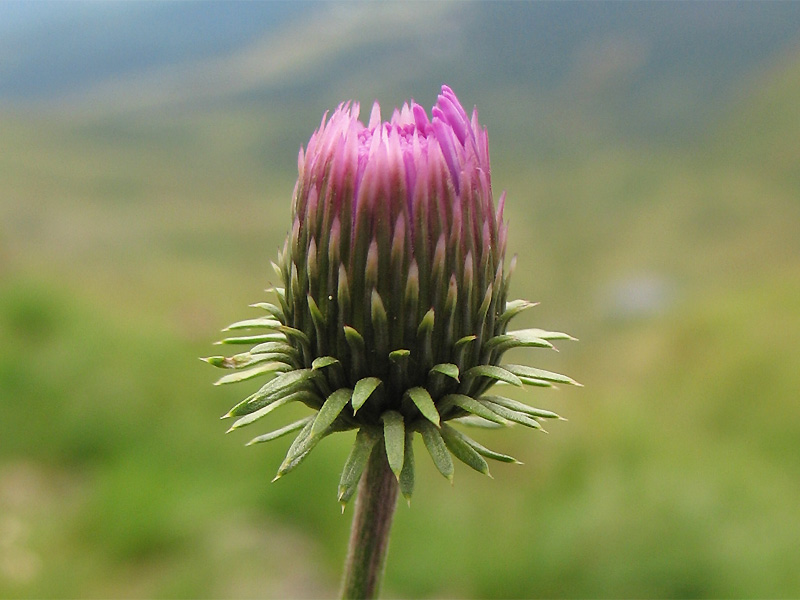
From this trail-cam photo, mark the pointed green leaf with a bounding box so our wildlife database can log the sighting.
[447,425,521,463]
[310,354,345,391]
[307,295,326,327]
[343,325,365,349]
[312,388,353,437]
[441,394,506,425]
[249,341,296,355]
[274,418,323,480]
[417,308,435,367]
[312,356,340,370]
[481,395,564,420]
[201,355,234,369]
[464,365,523,387]
[389,350,411,397]
[213,362,289,386]
[226,395,296,432]
[343,325,366,377]
[440,423,490,476]
[203,351,296,370]
[455,335,477,347]
[270,260,283,280]
[338,427,379,505]
[498,299,538,324]
[507,328,577,341]
[249,301,285,320]
[484,333,553,351]
[223,317,282,331]
[406,387,440,426]
[215,333,286,345]
[382,411,405,479]
[418,421,453,481]
[389,349,410,362]
[371,291,389,358]
[517,377,554,388]
[246,416,314,446]
[452,415,507,429]
[224,368,318,417]
[279,326,311,347]
[352,377,382,413]
[399,430,415,502]
[504,364,583,386]
[500,300,539,321]
[417,308,435,334]
[429,363,460,382]
[479,398,543,430]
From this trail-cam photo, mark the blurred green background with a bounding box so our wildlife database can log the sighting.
[2,2,799,597]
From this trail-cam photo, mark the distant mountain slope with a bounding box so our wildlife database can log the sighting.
[2,1,799,148]
[0,1,310,100]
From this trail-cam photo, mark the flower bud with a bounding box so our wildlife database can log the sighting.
[207,86,579,503]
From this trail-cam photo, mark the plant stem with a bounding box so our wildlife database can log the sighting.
[340,442,399,599]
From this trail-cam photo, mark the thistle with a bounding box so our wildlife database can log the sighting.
[206,85,579,597]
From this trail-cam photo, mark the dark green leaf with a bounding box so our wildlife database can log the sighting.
[338,427,379,506]
[454,335,477,347]
[213,362,289,386]
[371,291,389,359]
[344,325,366,377]
[352,377,382,413]
[215,333,286,345]
[312,388,353,437]
[451,415,507,429]
[227,396,292,432]
[203,351,295,370]
[417,308,435,367]
[224,368,318,417]
[507,328,577,341]
[480,398,543,430]
[406,387,440,426]
[279,326,311,348]
[418,421,453,481]
[481,395,564,420]
[382,411,405,479]
[484,332,553,352]
[249,341,297,355]
[498,299,538,324]
[312,356,340,370]
[429,363,460,382]
[399,430,415,503]
[440,423,490,476]
[441,393,506,425]
[273,418,322,480]
[389,349,410,362]
[464,365,523,387]
[448,425,521,463]
[246,416,313,446]
[223,317,282,331]
[249,301,285,321]
[201,355,236,369]
[503,364,583,386]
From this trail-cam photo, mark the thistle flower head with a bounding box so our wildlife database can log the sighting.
[207,86,579,505]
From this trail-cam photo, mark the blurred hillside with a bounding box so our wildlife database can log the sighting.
[1,2,800,598]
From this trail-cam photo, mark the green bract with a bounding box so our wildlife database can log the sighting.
[206,86,579,505]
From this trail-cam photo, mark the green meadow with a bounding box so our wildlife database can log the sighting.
[2,24,800,598]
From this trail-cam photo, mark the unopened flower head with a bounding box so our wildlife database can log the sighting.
[206,86,579,505]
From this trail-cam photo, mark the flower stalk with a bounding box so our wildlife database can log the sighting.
[340,443,398,600]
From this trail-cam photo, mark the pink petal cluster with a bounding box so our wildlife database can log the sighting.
[294,86,505,267]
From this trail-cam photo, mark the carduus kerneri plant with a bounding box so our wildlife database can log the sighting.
[206,85,579,598]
